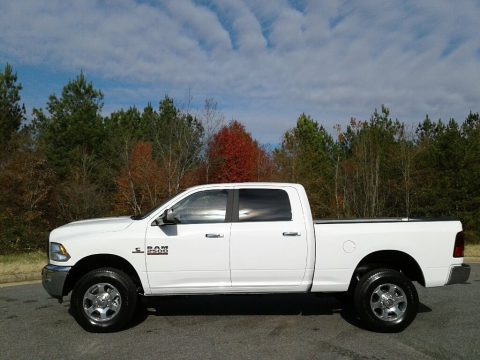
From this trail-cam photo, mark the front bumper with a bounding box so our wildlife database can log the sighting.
[42,264,71,299]
[446,264,471,285]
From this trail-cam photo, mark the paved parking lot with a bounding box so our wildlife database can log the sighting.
[1,264,479,360]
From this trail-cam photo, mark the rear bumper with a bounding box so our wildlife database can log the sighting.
[446,264,471,285]
[42,264,71,299]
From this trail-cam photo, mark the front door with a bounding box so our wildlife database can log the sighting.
[145,189,232,293]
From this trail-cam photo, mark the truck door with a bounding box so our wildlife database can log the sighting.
[229,187,308,288]
[145,189,232,293]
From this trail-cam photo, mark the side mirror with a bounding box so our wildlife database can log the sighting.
[152,209,176,226]
[164,209,176,224]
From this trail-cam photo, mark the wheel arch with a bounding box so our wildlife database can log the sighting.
[63,254,144,296]
[349,250,425,290]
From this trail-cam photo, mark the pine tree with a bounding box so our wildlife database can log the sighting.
[0,63,25,146]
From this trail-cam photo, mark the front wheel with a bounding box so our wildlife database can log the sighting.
[71,268,138,332]
[354,268,419,332]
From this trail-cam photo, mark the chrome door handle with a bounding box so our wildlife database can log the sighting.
[283,232,301,236]
[205,233,224,238]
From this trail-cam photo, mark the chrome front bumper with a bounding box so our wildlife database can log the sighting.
[42,264,71,300]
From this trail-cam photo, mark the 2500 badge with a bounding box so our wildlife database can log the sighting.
[147,245,168,255]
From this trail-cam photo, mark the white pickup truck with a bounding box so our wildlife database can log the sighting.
[42,183,470,333]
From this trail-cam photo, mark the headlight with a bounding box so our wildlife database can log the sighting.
[50,242,71,262]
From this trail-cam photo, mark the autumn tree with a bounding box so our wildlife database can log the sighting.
[199,98,224,183]
[114,141,164,215]
[0,130,55,253]
[105,99,206,213]
[0,65,54,253]
[207,120,273,183]
[103,106,147,191]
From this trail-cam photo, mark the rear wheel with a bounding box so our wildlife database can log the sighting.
[354,268,418,332]
[71,268,138,332]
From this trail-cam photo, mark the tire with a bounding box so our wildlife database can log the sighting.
[71,267,138,332]
[353,268,418,333]
[334,292,354,310]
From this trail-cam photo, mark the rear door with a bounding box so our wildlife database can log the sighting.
[229,186,308,288]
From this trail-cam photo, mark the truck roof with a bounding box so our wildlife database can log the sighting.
[186,182,304,191]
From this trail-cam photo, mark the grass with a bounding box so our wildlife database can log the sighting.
[465,244,480,257]
[0,251,47,276]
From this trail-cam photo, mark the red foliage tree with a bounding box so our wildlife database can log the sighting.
[114,141,164,214]
[207,120,274,183]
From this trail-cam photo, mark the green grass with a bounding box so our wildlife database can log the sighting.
[0,251,47,276]
[465,244,480,257]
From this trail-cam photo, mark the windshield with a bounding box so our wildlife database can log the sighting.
[130,187,196,221]
[130,201,168,220]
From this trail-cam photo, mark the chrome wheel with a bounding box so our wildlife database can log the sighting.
[370,283,407,322]
[82,282,122,322]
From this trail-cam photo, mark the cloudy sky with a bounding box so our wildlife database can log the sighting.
[1,0,479,143]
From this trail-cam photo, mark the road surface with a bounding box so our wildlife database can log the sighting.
[1,264,479,359]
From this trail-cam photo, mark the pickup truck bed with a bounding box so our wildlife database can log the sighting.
[312,218,465,292]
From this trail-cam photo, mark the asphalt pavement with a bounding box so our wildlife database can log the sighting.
[1,264,479,360]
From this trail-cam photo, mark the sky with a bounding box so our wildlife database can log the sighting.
[1,0,480,144]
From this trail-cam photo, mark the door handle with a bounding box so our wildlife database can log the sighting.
[205,233,224,238]
[283,232,301,236]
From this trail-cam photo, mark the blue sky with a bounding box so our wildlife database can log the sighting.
[1,0,480,143]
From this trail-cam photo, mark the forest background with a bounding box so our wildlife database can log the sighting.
[2,63,479,255]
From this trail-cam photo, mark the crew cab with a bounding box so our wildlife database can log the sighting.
[42,183,470,332]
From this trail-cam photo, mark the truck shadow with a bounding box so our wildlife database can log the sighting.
[132,293,432,330]
[142,293,338,316]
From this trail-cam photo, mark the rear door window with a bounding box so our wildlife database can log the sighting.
[238,189,292,222]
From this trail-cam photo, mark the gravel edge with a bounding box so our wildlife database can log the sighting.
[0,272,42,285]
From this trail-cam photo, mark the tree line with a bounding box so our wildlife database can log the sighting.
[1,64,479,254]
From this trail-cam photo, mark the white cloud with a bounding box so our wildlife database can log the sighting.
[163,0,232,53]
[0,0,479,142]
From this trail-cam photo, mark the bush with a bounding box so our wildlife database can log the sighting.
[464,230,480,245]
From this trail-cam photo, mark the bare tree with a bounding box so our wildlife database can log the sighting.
[398,124,415,218]
[200,98,224,183]
[152,98,203,196]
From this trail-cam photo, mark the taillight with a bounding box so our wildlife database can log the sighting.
[453,231,465,258]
